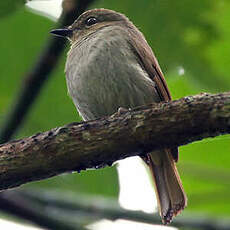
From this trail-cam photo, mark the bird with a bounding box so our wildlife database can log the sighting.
[50,8,187,224]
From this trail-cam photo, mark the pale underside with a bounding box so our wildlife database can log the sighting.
[65,25,161,120]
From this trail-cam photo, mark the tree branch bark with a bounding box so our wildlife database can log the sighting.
[0,92,230,191]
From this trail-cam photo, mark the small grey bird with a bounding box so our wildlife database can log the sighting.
[51,8,187,224]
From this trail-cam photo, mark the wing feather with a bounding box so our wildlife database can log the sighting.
[127,26,178,161]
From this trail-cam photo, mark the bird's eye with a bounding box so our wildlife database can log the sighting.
[85,17,98,26]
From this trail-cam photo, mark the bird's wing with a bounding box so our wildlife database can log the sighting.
[127,27,178,161]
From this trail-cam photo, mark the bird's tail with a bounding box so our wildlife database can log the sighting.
[145,149,187,224]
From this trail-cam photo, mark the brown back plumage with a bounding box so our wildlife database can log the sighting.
[125,18,187,223]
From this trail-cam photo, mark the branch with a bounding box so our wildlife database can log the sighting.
[0,92,230,191]
[0,0,95,144]
[0,191,86,230]
[17,190,230,230]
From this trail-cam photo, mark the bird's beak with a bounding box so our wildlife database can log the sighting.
[50,28,73,38]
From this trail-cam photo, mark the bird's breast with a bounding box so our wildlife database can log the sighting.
[65,26,159,121]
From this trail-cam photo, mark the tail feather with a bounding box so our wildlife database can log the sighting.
[145,149,187,224]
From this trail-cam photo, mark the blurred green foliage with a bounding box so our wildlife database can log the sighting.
[0,0,230,222]
[0,0,25,17]
[0,8,118,198]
